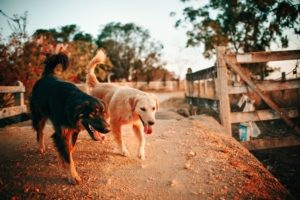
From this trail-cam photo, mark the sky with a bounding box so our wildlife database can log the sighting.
[0,0,299,79]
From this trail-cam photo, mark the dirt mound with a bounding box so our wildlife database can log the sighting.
[0,117,290,199]
[0,92,295,199]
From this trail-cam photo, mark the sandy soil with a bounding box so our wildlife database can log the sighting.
[0,92,292,200]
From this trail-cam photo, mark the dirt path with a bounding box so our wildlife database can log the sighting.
[0,92,291,199]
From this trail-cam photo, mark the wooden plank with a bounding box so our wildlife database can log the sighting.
[199,94,217,100]
[204,80,207,95]
[186,66,215,81]
[0,86,25,93]
[20,92,24,106]
[226,57,300,135]
[216,47,232,135]
[231,107,299,123]
[227,49,300,63]
[229,79,300,94]
[0,105,27,119]
[242,136,300,151]
[198,81,201,97]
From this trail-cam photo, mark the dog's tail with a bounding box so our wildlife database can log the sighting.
[86,49,107,88]
[42,53,69,76]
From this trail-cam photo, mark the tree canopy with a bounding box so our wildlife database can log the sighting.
[95,22,164,81]
[0,10,174,106]
[173,0,300,58]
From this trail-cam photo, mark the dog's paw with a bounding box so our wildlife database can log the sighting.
[138,154,145,160]
[68,175,81,185]
[138,151,145,160]
[121,148,130,157]
[39,148,46,156]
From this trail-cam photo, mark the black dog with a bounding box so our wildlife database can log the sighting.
[30,53,110,184]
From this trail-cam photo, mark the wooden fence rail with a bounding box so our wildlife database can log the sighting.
[0,81,27,119]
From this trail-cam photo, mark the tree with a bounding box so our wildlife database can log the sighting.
[0,11,50,107]
[66,40,112,82]
[173,0,300,58]
[0,10,30,86]
[45,24,93,43]
[73,32,93,43]
[95,22,164,81]
[0,10,28,41]
[48,24,78,42]
[0,18,101,105]
[32,29,111,83]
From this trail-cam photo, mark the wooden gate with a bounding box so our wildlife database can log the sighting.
[186,47,300,139]
[216,47,300,136]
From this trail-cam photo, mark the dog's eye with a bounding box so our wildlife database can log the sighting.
[140,107,146,112]
[95,107,104,115]
[96,107,104,113]
[152,107,155,111]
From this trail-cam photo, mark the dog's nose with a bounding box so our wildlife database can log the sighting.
[102,123,111,133]
[148,121,155,126]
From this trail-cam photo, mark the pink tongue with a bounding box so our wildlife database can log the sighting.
[93,131,105,141]
[144,125,152,134]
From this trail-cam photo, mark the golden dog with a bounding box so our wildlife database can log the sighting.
[86,50,158,159]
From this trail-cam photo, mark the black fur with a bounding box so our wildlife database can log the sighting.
[42,53,69,76]
[30,53,110,163]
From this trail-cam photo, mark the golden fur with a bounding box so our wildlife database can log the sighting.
[86,50,158,159]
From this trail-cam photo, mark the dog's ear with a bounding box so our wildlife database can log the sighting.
[94,97,107,113]
[66,101,89,125]
[149,93,159,110]
[74,101,90,117]
[155,97,159,110]
[99,100,107,113]
[129,96,138,112]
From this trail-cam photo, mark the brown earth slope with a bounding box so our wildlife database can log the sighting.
[0,92,291,199]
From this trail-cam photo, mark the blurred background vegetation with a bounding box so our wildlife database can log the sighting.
[0,10,176,104]
[0,0,299,104]
[172,0,300,79]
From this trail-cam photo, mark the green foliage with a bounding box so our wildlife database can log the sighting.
[31,30,111,83]
[48,24,78,42]
[0,33,45,103]
[95,22,164,81]
[0,19,101,100]
[0,10,28,40]
[66,41,112,82]
[73,32,93,42]
[174,0,300,58]
[1,10,175,109]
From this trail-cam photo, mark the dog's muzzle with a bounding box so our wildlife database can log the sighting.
[82,120,110,141]
[138,115,154,134]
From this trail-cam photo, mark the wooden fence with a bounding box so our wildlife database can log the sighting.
[115,80,184,91]
[0,81,27,119]
[186,46,300,141]
[77,80,185,93]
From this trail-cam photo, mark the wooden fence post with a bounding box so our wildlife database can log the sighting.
[15,81,25,106]
[186,68,193,97]
[216,46,232,135]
